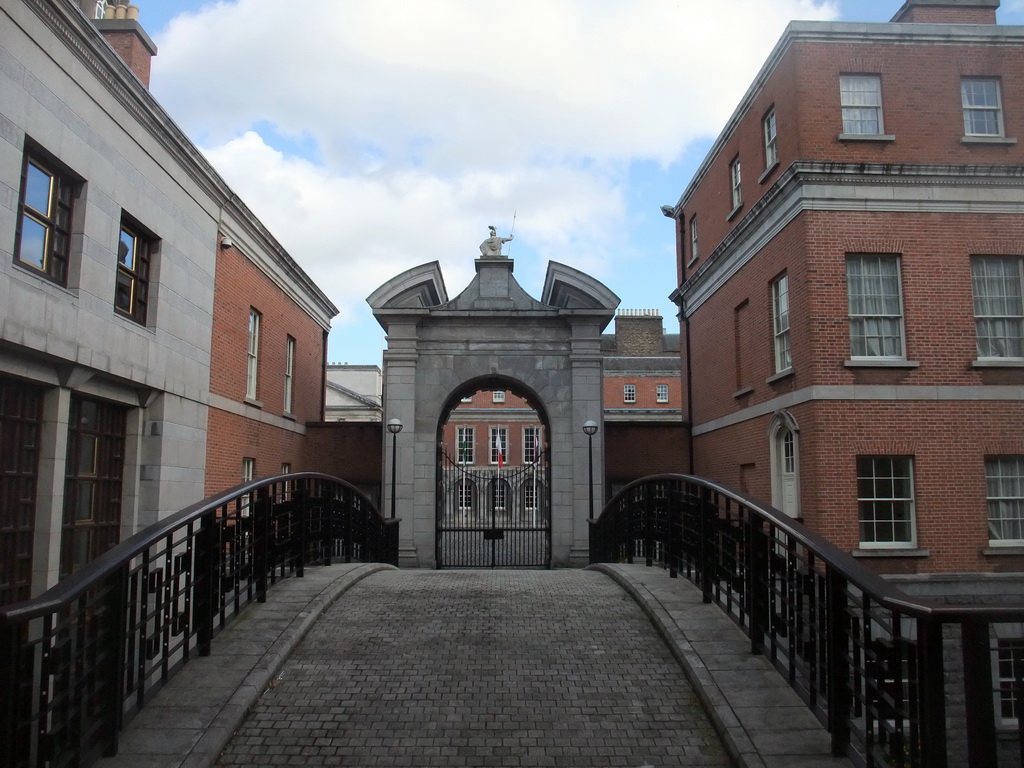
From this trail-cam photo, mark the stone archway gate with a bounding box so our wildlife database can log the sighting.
[367,251,618,568]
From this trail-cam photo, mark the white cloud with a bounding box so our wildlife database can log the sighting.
[151,0,838,360]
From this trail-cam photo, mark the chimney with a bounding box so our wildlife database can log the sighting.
[92,2,158,88]
[890,0,999,24]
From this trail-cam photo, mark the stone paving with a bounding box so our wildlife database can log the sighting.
[214,569,732,768]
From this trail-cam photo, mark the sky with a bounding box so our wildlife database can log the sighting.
[135,0,1024,366]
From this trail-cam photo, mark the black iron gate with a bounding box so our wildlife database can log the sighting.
[436,450,550,568]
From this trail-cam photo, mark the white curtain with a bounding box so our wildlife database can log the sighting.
[848,256,903,357]
[973,257,1024,358]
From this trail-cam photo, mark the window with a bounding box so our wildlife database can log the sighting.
[457,426,475,464]
[523,426,541,463]
[996,639,1024,724]
[523,484,538,513]
[857,456,915,548]
[457,479,474,514]
[623,384,636,404]
[986,457,1024,544]
[847,255,904,358]
[729,156,742,211]
[656,384,669,403]
[240,457,255,516]
[460,395,473,403]
[490,426,508,466]
[962,78,1004,137]
[247,309,261,400]
[772,274,792,372]
[491,479,508,512]
[284,336,295,412]
[14,152,77,285]
[689,215,699,264]
[763,108,778,169]
[840,75,884,135]
[492,390,505,403]
[114,218,153,325]
[972,257,1023,359]
[94,0,108,18]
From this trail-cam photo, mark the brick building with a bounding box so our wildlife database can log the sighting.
[665,0,1024,582]
[0,0,335,605]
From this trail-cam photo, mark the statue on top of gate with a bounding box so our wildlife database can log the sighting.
[479,225,514,258]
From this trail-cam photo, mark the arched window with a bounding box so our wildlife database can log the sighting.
[94,1,108,18]
[768,410,800,519]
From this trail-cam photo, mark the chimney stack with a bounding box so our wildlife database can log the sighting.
[890,0,999,24]
[90,2,158,87]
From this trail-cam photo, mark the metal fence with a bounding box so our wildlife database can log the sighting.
[589,474,1024,768]
[0,473,398,768]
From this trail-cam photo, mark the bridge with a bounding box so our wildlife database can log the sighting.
[2,474,1022,768]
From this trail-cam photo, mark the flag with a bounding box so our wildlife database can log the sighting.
[496,431,505,469]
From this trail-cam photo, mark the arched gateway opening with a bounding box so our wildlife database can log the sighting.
[436,376,551,568]
[367,238,618,568]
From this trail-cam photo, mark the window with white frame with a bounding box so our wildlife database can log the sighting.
[523,426,541,463]
[840,75,884,135]
[763,108,778,169]
[729,156,742,210]
[996,638,1024,725]
[773,273,792,372]
[523,484,538,513]
[656,384,669,403]
[986,456,1024,544]
[457,426,475,464]
[458,479,474,514]
[491,479,508,512]
[490,426,508,465]
[689,215,698,263]
[623,384,636,404]
[962,78,1005,137]
[847,255,905,358]
[857,456,915,547]
[492,390,505,403]
[241,457,255,516]
[94,1,107,18]
[284,336,295,413]
[247,309,261,399]
[972,257,1023,359]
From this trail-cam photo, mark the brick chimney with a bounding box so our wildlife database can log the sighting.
[891,0,999,24]
[91,2,158,87]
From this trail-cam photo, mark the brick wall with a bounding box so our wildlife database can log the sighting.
[204,240,327,494]
[605,423,689,492]
[603,375,681,409]
[304,422,383,506]
[612,315,664,356]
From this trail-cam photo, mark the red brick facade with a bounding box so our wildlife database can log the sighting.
[204,240,330,495]
[671,3,1024,575]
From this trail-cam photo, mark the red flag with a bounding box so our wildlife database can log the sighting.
[497,432,505,469]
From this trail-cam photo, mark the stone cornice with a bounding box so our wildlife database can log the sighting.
[680,162,1024,316]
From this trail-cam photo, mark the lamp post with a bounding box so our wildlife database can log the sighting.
[582,420,598,519]
[387,418,403,519]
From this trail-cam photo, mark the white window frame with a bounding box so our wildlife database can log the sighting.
[972,256,1024,360]
[623,384,636,404]
[492,390,505,403]
[772,273,792,372]
[523,425,541,463]
[457,479,474,514]
[763,108,778,169]
[995,637,1024,728]
[857,456,916,549]
[840,75,884,135]
[729,156,742,211]
[489,426,508,465]
[847,254,905,360]
[986,456,1024,545]
[655,384,669,403]
[457,426,475,464]
[284,336,295,413]
[241,457,255,516]
[689,215,698,264]
[962,78,1005,137]
[247,309,261,400]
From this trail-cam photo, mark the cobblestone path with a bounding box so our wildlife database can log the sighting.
[215,570,732,767]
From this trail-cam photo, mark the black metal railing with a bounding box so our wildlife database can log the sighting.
[0,473,398,768]
[590,474,1024,768]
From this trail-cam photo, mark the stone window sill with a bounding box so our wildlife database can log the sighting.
[852,547,929,558]
[972,358,1024,368]
[283,411,296,421]
[983,545,1024,556]
[687,255,699,268]
[758,162,779,184]
[838,133,896,142]
[766,368,794,385]
[845,359,920,369]
[727,203,743,222]
[961,135,1017,145]
[245,397,263,409]
[732,386,754,399]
